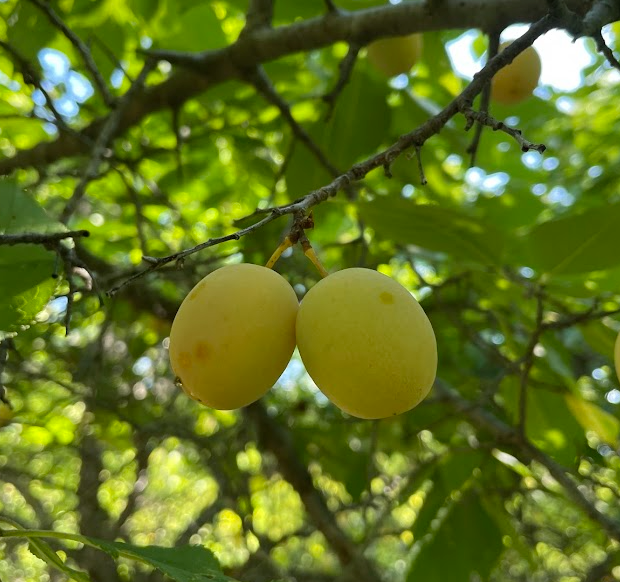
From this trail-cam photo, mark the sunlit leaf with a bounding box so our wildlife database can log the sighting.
[523,203,620,275]
[85,539,237,582]
[565,393,619,445]
[361,197,507,264]
[407,490,503,582]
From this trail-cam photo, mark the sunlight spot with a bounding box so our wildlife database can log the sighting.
[446,27,594,93]
[606,389,620,404]
[39,49,70,82]
[67,71,93,103]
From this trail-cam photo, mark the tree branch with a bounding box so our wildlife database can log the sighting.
[462,108,547,153]
[322,43,360,118]
[593,30,620,72]
[0,230,90,246]
[0,0,593,176]
[27,0,115,107]
[246,66,342,177]
[467,29,500,167]
[108,17,554,293]
[59,60,155,224]
[518,290,545,437]
[0,40,88,144]
[245,402,383,582]
[242,0,274,33]
[582,0,620,37]
[435,379,620,543]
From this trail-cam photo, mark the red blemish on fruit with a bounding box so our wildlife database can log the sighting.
[380,292,394,304]
[195,341,210,360]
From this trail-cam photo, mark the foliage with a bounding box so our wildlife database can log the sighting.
[1,1,620,582]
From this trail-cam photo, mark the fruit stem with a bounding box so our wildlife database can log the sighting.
[303,246,329,278]
[265,236,293,269]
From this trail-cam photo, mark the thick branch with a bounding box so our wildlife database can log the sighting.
[582,0,620,37]
[0,0,593,176]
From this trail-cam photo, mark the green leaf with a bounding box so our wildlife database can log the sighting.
[523,203,620,275]
[285,69,390,198]
[407,490,503,582]
[481,489,535,566]
[74,19,125,82]
[155,4,227,51]
[28,538,91,582]
[6,2,57,62]
[361,197,507,265]
[0,180,65,234]
[500,378,583,465]
[412,450,484,539]
[0,245,57,335]
[471,32,488,60]
[581,322,618,357]
[565,394,620,445]
[85,539,237,582]
[0,182,63,335]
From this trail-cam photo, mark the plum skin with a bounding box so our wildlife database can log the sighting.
[295,268,437,419]
[169,264,298,410]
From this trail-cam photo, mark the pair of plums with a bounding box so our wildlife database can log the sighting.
[169,264,437,419]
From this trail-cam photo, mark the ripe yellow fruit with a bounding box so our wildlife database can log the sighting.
[169,264,298,410]
[615,332,620,385]
[491,42,541,105]
[296,268,437,419]
[367,34,423,77]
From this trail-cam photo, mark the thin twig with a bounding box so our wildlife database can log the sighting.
[0,41,88,143]
[594,30,620,72]
[90,35,135,83]
[518,290,545,438]
[0,230,90,246]
[324,0,339,12]
[413,146,427,185]
[28,0,114,106]
[543,306,620,330]
[106,210,280,296]
[322,44,360,119]
[462,108,547,153]
[60,59,155,224]
[467,30,500,167]
[247,66,342,178]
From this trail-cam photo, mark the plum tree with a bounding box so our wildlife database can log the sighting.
[366,34,423,77]
[169,264,298,410]
[295,268,437,419]
[491,42,542,105]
